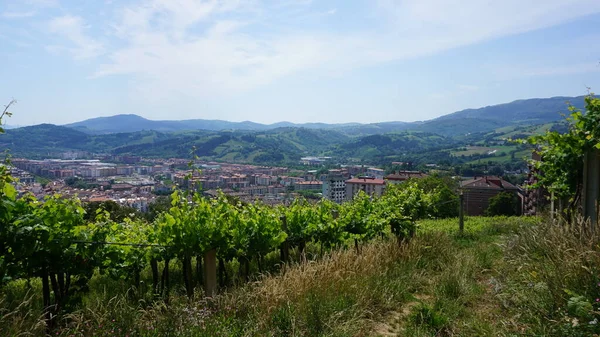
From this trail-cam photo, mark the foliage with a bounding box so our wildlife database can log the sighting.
[485,192,521,216]
[65,177,100,189]
[295,189,321,200]
[83,200,140,222]
[2,215,545,336]
[144,195,171,221]
[525,94,600,199]
[410,175,460,218]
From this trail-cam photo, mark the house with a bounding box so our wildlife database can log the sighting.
[460,176,521,216]
[345,177,386,201]
[384,171,428,184]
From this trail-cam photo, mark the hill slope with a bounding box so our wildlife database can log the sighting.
[425,95,586,135]
[3,123,454,165]
[0,124,92,157]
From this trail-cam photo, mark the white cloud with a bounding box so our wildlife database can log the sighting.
[48,15,104,59]
[371,0,600,62]
[51,0,600,99]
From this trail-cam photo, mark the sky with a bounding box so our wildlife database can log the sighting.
[1,0,600,126]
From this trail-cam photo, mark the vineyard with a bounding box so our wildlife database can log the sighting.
[1,154,460,334]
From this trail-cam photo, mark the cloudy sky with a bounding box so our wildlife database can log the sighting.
[2,0,600,126]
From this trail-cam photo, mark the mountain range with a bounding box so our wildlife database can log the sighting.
[65,115,365,134]
[63,95,586,136]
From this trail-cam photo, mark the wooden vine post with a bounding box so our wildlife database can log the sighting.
[279,215,289,263]
[203,248,217,296]
[459,192,464,234]
[583,148,600,232]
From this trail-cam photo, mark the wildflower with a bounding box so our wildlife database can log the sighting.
[589,318,598,325]
[596,298,600,302]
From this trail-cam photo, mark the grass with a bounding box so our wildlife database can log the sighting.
[465,149,531,164]
[4,215,600,336]
[451,146,504,156]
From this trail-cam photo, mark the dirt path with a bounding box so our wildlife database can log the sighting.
[372,295,432,336]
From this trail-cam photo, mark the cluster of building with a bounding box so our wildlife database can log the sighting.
[10,154,533,217]
[322,168,429,203]
[11,160,159,212]
[10,157,327,208]
[11,159,169,179]
[323,167,528,217]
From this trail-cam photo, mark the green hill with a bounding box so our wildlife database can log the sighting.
[0,124,92,157]
[3,123,457,165]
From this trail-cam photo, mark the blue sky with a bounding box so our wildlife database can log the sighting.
[2,0,600,126]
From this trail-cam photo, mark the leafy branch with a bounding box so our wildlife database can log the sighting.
[0,99,16,134]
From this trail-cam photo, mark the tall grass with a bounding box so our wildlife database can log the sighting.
[496,215,600,335]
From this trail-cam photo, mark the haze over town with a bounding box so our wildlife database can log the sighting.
[2,0,600,126]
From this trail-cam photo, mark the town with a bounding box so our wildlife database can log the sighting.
[8,152,533,217]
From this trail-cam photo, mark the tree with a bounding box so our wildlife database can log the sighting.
[485,192,520,216]
[144,196,171,221]
[83,200,140,222]
[488,165,504,176]
[525,94,600,210]
[410,175,459,218]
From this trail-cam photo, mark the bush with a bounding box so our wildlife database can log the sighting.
[485,192,520,216]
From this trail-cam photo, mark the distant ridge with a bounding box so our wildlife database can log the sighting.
[2,124,20,130]
[64,114,366,134]
[408,95,587,136]
[59,94,589,136]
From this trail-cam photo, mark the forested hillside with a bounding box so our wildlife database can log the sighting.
[1,123,459,165]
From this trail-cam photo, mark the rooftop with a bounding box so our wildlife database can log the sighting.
[385,171,428,181]
[460,176,519,190]
[346,177,386,185]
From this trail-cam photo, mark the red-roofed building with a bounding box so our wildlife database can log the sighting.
[345,177,386,201]
[460,176,522,216]
[384,171,428,184]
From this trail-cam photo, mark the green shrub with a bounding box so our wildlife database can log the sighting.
[485,192,520,216]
